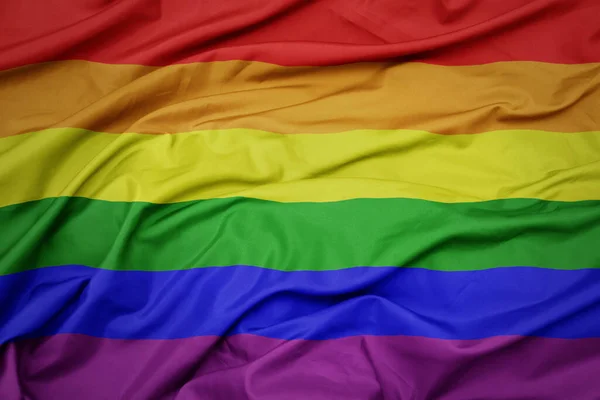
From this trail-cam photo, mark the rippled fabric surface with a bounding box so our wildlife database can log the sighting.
[1,1,600,399]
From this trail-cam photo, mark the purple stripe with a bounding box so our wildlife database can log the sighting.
[2,334,599,399]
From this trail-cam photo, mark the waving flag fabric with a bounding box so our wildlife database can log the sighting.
[1,1,599,399]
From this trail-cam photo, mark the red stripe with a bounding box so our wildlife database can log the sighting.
[1,0,598,69]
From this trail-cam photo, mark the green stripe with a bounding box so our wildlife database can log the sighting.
[1,196,599,275]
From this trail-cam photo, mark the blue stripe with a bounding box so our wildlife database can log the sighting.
[1,265,599,343]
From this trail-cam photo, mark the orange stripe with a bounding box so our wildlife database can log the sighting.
[1,60,599,137]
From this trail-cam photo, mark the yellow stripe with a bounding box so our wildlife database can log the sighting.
[1,60,599,137]
[1,128,600,206]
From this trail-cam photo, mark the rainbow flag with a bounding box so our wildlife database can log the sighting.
[1,1,599,398]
